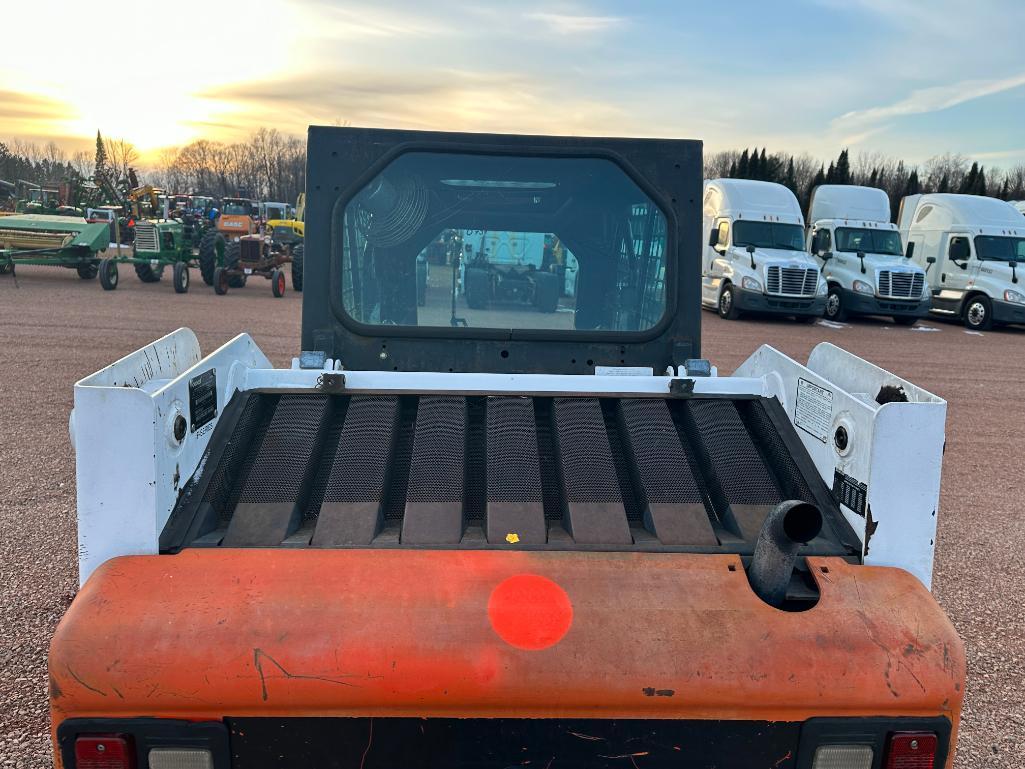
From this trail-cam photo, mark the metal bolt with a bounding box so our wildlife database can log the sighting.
[910,740,919,750]
[97,744,106,753]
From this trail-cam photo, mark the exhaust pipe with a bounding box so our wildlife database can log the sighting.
[747,500,822,608]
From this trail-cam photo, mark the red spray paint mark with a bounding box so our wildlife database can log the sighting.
[488,574,573,650]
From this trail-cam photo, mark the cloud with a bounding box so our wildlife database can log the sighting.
[0,89,66,121]
[835,71,1025,127]
[523,12,624,35]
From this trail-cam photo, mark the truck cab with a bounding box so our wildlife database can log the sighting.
[808,185,929,325]
[701,178,826,321]
[900,193,1025,330]
[52,129,962,769]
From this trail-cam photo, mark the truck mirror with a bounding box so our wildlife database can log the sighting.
[708,227,719,247]
[745,244,756,268]
[821,251,833,261]
[926,256,936,264]
[904,241,915,259]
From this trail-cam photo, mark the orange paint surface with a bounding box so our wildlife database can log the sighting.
[49,549,964,768]
[488,574,573,650]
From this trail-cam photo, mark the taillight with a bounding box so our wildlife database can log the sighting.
[885,732,938,768]
[812,744,874,768]
[74,735,135,769]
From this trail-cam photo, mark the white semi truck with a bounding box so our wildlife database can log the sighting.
[899,193,1025,330]
[701,179,826,322]
[807,185,930,325]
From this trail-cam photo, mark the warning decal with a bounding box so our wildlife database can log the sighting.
[189,369,218,432]
[795,377,833,443]
[833,469,868,517]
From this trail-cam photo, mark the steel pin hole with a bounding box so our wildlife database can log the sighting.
[172,415,187,443]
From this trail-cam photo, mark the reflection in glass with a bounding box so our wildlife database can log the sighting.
[337,153,668,333]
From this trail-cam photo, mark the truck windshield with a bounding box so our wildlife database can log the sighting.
[974,235,1025,262]
[337,152,669,333]
[223,202,251,216]
[835,227,903,256]
[732,221,804,251]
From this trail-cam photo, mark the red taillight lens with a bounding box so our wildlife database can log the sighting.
[74,735,135,769]
[885,732,938,768]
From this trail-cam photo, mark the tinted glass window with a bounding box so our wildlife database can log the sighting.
[337,152,669,332]
[835,227,902,255]
[732,221,805,251]
[974,235,1025,262]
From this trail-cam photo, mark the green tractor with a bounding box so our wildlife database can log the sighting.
[98,218,193,292]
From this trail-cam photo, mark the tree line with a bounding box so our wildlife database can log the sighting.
[705,147,1025,221]
[1,128,306,206]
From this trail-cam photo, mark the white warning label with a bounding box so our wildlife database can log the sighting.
[795,377,833,443]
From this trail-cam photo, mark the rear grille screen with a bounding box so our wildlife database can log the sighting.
[171,392,852,555]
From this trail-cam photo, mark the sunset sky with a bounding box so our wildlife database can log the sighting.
[3,0,1025,167]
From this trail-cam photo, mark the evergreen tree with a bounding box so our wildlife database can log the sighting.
[784,156,797,194]
[812,164,826,189]
[758,148,768,181]
[937,173,950,193]
[835,149,851,184]
[93,130,109,187]
[999,178,1010,200]
[868,168,878,188]
[727,160,737,178]
[959,163,978,194]
[906,169,920,196]
[975,166,987,196]
[825,161,836,184]
[737,149,750,178]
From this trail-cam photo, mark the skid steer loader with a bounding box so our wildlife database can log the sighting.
[52,128,962,769]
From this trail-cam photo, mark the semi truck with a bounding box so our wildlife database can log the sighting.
[51,128,962,769]
[807,185,930,325]
[899,193,1025,330]
[701,178,826,321]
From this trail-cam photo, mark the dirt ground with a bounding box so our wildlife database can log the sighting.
[0,264,1022,767]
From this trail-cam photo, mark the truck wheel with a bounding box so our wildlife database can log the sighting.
[0,262,13,275]
[213,267,229,295]
[963,295,992,330]
[77,261,99,279]
[224,242,246,288]
[173,262,190,294]
[465,267,490,309]
[533,271,560,312]
[134,262,164,282]
[99,259,119,291]
[291,243,303,292]
[718,284,741,320]
[892,315,918,327]
[198,230,225,286]
[824,286,848,322]
[271,268,286,297]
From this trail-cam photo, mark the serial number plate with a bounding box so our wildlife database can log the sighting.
[188,369,217,431]
[244,268,253,274]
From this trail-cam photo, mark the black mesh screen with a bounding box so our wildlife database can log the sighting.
[405,396,465,504]
[619,398,704,504]
[322,396,398,504]
[237,395,330,504]
[486,397,543,503]
[685,399,783,507]
[553,398,622,504]
[174,391,847,554]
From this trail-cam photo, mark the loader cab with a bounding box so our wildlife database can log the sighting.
[301,127,702,374]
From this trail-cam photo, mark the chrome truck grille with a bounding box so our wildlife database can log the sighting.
[766,266,817,296]
[878,270,924,299]
[134,222,159,253]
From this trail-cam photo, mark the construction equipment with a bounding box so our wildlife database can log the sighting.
[52,128,963,768]
[212,233,291,297]
[266,192,305,291]
[0,214,108,278]
[196,197,261,287]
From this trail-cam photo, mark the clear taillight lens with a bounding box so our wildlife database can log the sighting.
[812,744,874,769]
[148,748,215,769]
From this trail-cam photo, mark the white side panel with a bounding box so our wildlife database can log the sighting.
[735,343,946,589]
[73,330,271,585]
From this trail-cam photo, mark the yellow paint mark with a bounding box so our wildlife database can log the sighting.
[505,533,520,544]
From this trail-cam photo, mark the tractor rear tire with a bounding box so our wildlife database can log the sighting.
[291,243,304,292]
[0,262,13,276]
[213,267,229,295]
[465,267,490,309]
[135,261,164,283]
[99,259,119,291]
[77,261,99,280]
[533,271,560,313]
[198,230,226,286]
[224,242,246,288]
[173,262,190,294]
[271,268,286,298]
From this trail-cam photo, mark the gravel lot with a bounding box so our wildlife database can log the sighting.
[0,264,1022,767]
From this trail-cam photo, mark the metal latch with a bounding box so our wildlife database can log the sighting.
[316,373,346,393]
